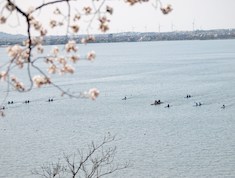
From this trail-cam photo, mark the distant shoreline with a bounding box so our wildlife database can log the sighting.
[0,29,235,46]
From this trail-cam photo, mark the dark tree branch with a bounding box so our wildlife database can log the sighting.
[34,0,74,12]
[32,134,130,178]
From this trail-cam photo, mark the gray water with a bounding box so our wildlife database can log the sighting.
[0,40,235,178]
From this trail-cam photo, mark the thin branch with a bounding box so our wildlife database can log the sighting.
[66,0,71,36]
[31,62,83,99]
[34,0,74,12]
[26,61,33,91]
[86,0,106,34]
[7,0,27,16]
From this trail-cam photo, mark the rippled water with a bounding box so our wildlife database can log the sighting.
[0,40,235,178]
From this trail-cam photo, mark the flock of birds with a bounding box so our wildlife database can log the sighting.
[0,98,54,110]
[122,94,226,109]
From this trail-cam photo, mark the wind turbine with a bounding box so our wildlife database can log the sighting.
[192,19,195,31]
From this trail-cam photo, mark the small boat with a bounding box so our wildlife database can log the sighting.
[151,100,163,105]
[122,96,127,100]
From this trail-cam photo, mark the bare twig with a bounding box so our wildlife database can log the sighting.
[32,134,130,178]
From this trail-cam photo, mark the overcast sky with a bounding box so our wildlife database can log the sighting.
[1,0,235,35]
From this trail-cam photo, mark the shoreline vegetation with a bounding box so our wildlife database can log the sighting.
[0,28,235,46]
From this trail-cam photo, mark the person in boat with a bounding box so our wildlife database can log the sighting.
[151,100,163,105]
[151,100,162,105]
[151,100,158,105]
[165,104,170,108]
[221,104,225,109]
[122,96,127,100]
[199,102,202,106]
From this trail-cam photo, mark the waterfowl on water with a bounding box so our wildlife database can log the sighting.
[186,94,192,98]
[151,100,163,105]
[48,98,54,102]
[24,100,30,103]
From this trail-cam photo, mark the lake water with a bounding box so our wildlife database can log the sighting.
[0,40,235,178]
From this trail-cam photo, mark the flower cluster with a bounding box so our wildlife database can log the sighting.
[81,35,95,44]
[11,76,25,91]
[49,7,66,29]
[7,45,29,68]
[160,4,173,15]
[73,13,81,21]
[125,0,149,6]
[48,64,57,74]
[46,57,61,74]
[83,6,92,15]
[125,0,173,15]
[50,20,57,28]
[65,40,77,53]
[46,56,77,74]
[99,16,110,32]
[33,75,51,88]
[30,18,42,31]
[53,8,61,15]
[23,37,44,47]
[88,88,100,100]
[83,88,100,100]
[29,15,47,37]
[60,64,75,74]
[69,55,80,63]
[70,25,79,33]
[52,47,59,56]
[45,43,79,75]
[37,44,44,54]
[87,51,96,61]
[0,71,7,81]
[49,19,64,29]
[0,15,6,24]
[7,45,22,58]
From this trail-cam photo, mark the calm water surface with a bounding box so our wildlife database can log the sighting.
[0,40,235,178]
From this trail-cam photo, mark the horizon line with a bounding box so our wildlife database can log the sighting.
[0,28,235,37]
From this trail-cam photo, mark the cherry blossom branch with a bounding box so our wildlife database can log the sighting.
[0,0,173,116]
[86,0,107,34]
[66,0,71,36]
